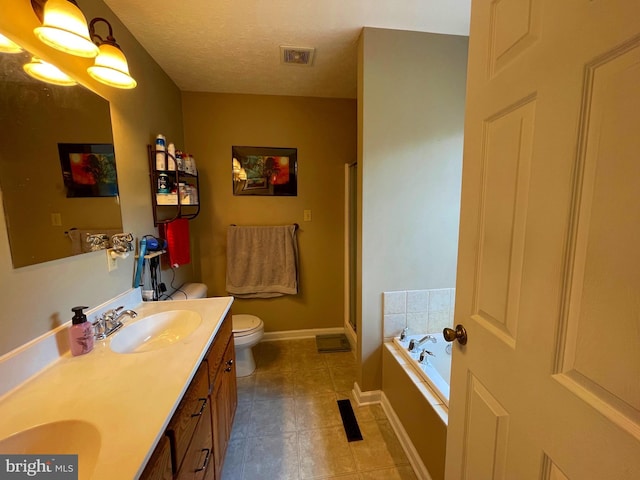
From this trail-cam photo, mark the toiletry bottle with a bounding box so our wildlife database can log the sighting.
[155,134,166,171]
[167,143,176,170]
[175,150,184,171]
[68,306,94,356]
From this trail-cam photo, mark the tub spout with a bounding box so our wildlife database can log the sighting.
[408,334,437,351]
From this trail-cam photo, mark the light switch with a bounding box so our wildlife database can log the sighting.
[51,213,62,226]
[303,209,312,221]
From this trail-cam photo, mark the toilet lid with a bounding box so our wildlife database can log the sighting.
[233,314,263,336]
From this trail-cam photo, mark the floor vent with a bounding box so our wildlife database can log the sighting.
[316,334,351,353]
[337,399,363,442]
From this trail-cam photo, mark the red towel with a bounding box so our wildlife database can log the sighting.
[161,219,191,267]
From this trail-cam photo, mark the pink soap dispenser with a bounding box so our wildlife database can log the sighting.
[68,306,94,356]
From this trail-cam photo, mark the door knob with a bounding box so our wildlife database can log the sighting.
[443,324,468,345]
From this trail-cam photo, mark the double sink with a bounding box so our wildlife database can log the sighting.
[0,302,224,480]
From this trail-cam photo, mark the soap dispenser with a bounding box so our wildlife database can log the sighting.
[68,306,94,356]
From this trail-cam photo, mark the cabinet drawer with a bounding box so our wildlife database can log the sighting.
[204,311,232,388]
[176,402,213,480]
[167,362,209,472]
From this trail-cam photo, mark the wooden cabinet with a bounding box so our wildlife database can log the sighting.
[141,312,237,480]
[176,403,213,480]
[140,435,172,480]
[168,362,210,474]
[211,339,237,480]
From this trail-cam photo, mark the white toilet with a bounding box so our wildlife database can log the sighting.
[231,314,264,377]
[167,283,264,377]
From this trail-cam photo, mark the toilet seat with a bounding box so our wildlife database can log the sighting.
[232,314,263,337]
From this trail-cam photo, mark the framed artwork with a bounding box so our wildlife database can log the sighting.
[232,146,297,196]
[58,143,118,197]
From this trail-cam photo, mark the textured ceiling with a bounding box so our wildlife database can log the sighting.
[103,0,470,99]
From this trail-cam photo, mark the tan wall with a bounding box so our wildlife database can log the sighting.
[0,0,193,355]
[181,92,356,332]
[382,345,447,480]
[358,28,468,390]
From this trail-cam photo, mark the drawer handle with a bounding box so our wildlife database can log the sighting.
[226,359,234,366]
[195,448,210,472]
[191,397,207,417]
[224,366,232,373]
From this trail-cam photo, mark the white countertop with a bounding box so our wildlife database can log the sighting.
[0,295,233,480]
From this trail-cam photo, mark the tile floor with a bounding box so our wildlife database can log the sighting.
[221,338,418,480]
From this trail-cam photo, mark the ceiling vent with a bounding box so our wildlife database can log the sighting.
[280,46,315,66]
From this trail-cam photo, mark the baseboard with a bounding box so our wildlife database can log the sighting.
[381,391,432,480]
[351,382,382,406]
[343,322,357,352]
[261,327,345,342]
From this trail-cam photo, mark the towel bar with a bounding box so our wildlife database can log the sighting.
[229,223,298,230]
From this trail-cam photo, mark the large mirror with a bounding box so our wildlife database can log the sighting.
[0,47,123,267]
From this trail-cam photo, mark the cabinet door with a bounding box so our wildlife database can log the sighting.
[211,339,237,480]
[204,312,232,392]
[140,435,173,480]
[176,402,214,480]
[168,362,209,473]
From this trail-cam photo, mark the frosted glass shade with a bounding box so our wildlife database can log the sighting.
[0,33,23,53]
[87,43,137,89]
[23,57,77,86]
[33,0,98,58]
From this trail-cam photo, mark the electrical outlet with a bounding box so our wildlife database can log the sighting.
[106,249,118,272]
[303,209,312,221]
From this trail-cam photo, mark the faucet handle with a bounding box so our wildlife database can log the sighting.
[400,327,409,341]
[103,306,123,319]
[419,349,435,363]
[92,318,106,339]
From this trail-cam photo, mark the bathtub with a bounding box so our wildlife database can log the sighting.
[392,333,451,407]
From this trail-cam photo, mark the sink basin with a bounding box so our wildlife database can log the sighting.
[110,310,202,354]
[0,420,100,480]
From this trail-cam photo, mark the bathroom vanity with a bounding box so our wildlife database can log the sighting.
[141,310,237,479]
[0,291,235,480]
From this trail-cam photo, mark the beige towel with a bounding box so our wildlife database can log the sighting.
[226,225,298,298]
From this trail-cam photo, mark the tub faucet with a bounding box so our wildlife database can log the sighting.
[408,334,437,351]
[419,349,435,363]
[94,306,137,339]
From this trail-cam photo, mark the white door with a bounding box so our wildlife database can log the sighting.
[445,0,640,478]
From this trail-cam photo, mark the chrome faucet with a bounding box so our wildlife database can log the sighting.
[408,334,437,351]
[399,327,409,341]
[419,349,435,363]
[94,306,137,339]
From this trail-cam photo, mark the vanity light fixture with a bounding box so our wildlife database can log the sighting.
[0,33,24,53]
[23,56,78,86]
[87,18,137,89]
[29,0,136,89]
[32,0,99,58]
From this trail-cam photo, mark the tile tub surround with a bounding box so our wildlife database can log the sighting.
[382,289,455,341]
[0,293,233,480]
[221,338,419,480]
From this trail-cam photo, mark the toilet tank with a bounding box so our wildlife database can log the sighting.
[167,283,208,300]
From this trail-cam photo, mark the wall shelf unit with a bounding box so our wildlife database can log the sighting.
[147,145,200,226]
